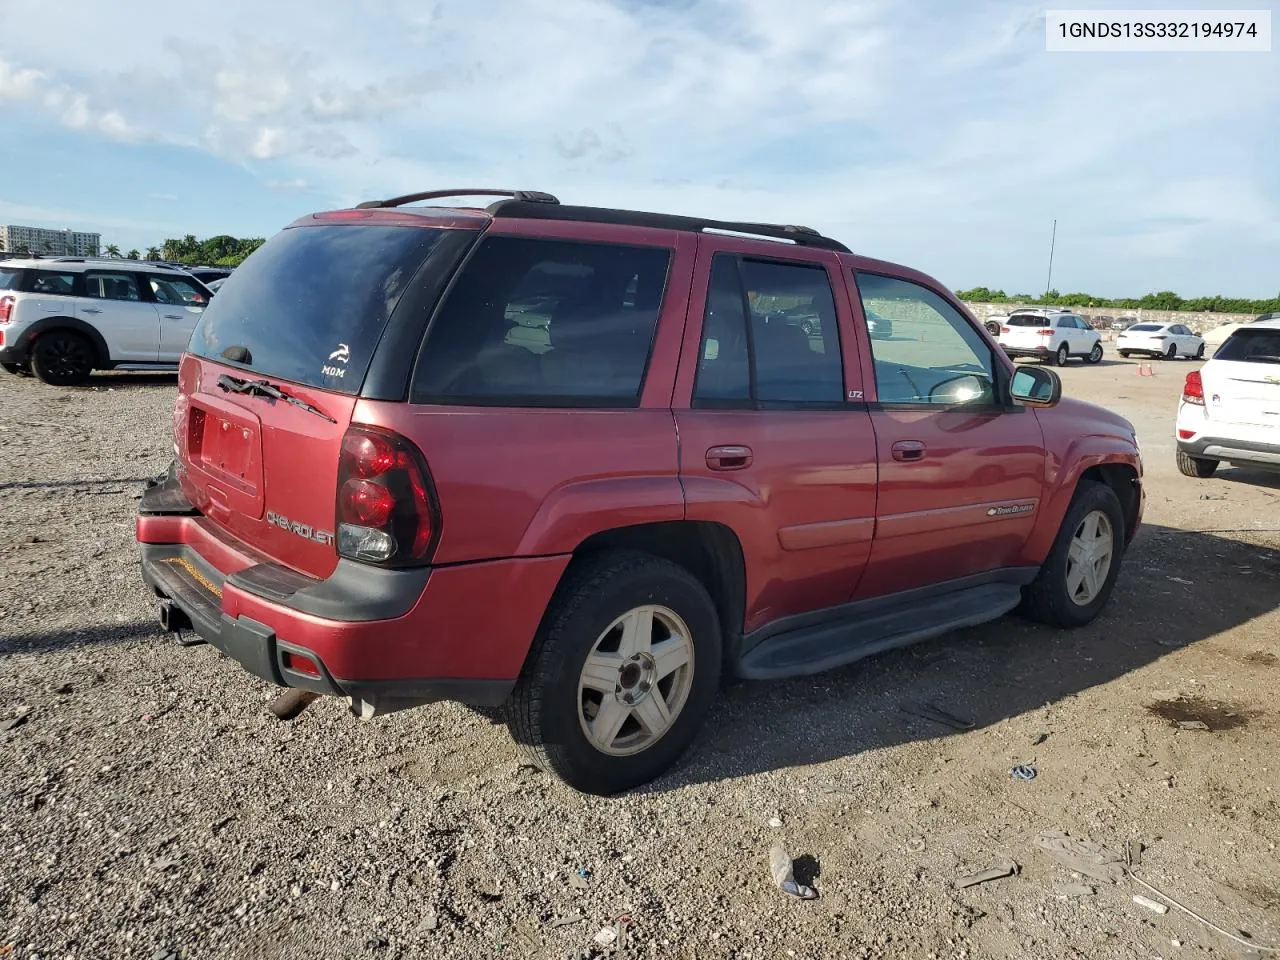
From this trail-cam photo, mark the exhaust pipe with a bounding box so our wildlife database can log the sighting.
[269,689,320,721]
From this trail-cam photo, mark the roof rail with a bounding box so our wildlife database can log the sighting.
[486,200,851,252]
[355,188,560,210]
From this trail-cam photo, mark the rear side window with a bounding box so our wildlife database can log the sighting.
[693,255,844,405]
[413,236,671,406]
[83,272,141,301]
[189,225,446,394]
[148,275,208,306]
[1215,329,1280,364]
[28,271,76,295]
[0,269,21,291]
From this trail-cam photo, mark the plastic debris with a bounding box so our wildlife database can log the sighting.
[1034,831,1125,884]
[1055,883,1096,898]
[1177,720,1209,731]
[1134,894,1170,915]
[767,816,783,829]
[1126,839,1144,867]
[1010,764,1038,781]
[769,843,818,900]
[593,927,618,947]
[955,861,1018,889]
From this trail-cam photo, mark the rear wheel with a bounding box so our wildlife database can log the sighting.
[985,320,1002,337]
[503,551,721,795]
[1087,343,1103,364]
[1054,343,1070,366]
[1118,350,1131,358]
[1020,481,1125,628]
[1195,343,1205,359]
[30,332,94,386]
[1177,449,1218,478]
[1163,343,1177,361]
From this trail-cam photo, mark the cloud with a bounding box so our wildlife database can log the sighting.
[149,193,179,201]
[265,178,308,191]
[0,57,43,100]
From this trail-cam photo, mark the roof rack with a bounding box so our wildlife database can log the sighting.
[355,188,560,210]
[485,199,850,252]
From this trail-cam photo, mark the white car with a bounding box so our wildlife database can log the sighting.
[1175,318,1280,478]
[998,309,1103,366]
[0,258,211,384]
[1116,322,1205,360]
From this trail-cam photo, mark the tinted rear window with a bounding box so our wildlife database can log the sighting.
[0,268,21,291]
[412,236,671,406]
[1215,328,1280,364]
[1128,324,1163,332]
[1008,315,1047,326]
[189,225,446,394]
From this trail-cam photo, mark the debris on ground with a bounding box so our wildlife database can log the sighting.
[767,816,783,828]
[593,926,617,947]
[1126,839,1144,867]
[955,861,1019,889]
[1,707,31,732]
[1134,894,1170,915]
[769,843,818,900]
[1177,719,1210,731]
[568,868,590,890]
[1055,883,1096,898]
[1034,831,1126,883]
[899,700,975,730]
[1009,764,1037,781]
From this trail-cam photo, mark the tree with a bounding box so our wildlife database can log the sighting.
[14,242,29,255]
[104,243,121,258]
[145,247,161,261]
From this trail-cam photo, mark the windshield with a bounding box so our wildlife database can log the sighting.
[1128,324,1163,332]
[189,224,448,394]
[0,268,21,291]
[1214,328,1280,365]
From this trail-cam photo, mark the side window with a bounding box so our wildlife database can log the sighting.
[148,276,207,306]
[854,272,996,406]
[83,272,141,302]
[27,271,76,296]
[413,236,671,404]
[693,255,844,404]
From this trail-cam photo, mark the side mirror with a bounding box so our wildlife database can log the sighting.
[1010,366,1061,407]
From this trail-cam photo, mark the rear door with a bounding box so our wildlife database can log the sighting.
[673,240,878,633]
[78,270,159,362]
[1201,328,1280,428]
[850,269,1047,597]
[148,274,210,361]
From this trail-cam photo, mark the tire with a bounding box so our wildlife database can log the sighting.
[1020,481,1126,628]
[1087,343,1103,364]
[1195,343,1205,359]
[1176,449,1218,478]
[30,331,94,386]
[502,550,722,795]
[1163,343,1177,361]
[985,320,1002,337]
[1054,343,1069,366]
[1118,350,1131,358]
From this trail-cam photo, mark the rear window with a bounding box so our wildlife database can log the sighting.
[1128,324,1163,332]
[1007,315,1047,326]
[0,268,21,291]
[1215,328,1280,364]
[189,225,446,394]
[412,236,671,406]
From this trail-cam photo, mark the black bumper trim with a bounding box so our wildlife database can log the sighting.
[0,344,29,365]
[1178,436,1280,466]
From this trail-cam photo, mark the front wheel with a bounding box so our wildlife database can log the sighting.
[503,551,722,795]
[1177,449,1218,478]
[1087,343,1103,364]
[1020,481,1126,628]
[30,332,94,385]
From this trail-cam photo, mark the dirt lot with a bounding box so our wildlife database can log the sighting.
[2,353,1278,960]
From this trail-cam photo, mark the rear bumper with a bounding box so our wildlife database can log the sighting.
[0,342,29,365]
[136,467,569,711]
[1177,435,1280,470]
[1001,345,1051,359]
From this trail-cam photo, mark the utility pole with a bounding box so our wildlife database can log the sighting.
[1045,219,1057,296]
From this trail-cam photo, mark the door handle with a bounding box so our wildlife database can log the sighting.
[81,307,102,314]
[891,440,926,462]
[163,314,184,320]
[706,445,753,471]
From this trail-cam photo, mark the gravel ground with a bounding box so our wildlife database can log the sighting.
[2,359,1278,960]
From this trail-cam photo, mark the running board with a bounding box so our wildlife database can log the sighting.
[737,583,1023,681]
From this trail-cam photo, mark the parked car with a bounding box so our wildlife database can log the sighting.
[0,258,212,383]
[1086,315,1113,330]
[1204,311,1280,349]
[187,266,233,286]
[135,189,1143,795]
[984,313,1009,337]
[1116,322,1205,360]
[997,308,1104,366]
[1176,318,1280,478]
[1110,316,1138,331]
[206,277,227,294]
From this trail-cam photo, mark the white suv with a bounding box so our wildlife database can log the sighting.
[997,309,1103,366]
[0,258,212,385]
[1176,318,1280,478]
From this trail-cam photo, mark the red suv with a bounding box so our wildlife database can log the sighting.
[136,189,1143,794]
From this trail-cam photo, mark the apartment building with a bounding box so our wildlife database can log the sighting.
[0,224,101,257]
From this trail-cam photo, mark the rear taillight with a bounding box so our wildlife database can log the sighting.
[0,296,14,322]
[1000,326,1010,334]
[1182,371,1205,405]
[336,425,439,566]
[1038,328,1053,337]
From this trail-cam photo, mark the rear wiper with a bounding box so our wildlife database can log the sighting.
[215,374,337,423]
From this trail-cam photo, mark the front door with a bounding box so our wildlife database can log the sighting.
[148,274,209,362]
[77,270,160,362]
[674,241,878,635]
[848,269,1048,598]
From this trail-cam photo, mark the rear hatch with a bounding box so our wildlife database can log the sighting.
[175,216,475,578]
[1201,328,1280,428]
[999,314,1053,350]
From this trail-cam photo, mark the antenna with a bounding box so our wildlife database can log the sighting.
[1045,219,1057,295]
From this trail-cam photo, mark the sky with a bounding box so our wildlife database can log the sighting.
[1,0,1278,297]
